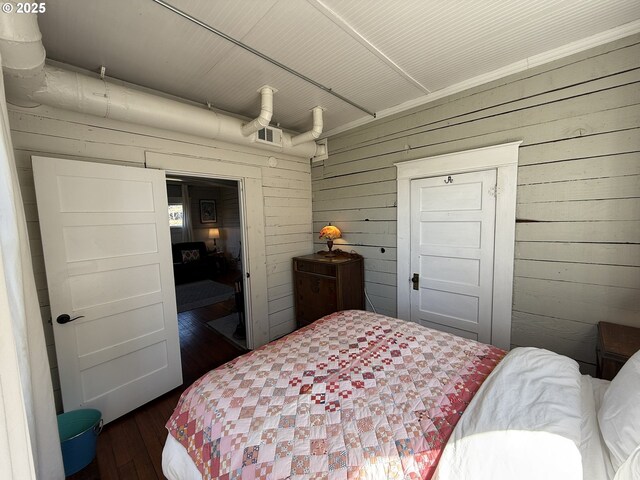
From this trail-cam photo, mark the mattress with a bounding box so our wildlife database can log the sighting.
[163,310,505,479]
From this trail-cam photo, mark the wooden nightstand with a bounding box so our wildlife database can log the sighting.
[597,322,640,380]
[293,252,364,329]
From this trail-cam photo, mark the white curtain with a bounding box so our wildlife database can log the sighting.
[0,70,64,477]
[181,184,193,242]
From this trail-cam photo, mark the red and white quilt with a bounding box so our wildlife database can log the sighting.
[166,310,505,479]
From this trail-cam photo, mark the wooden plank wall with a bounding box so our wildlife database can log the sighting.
[313,34,640,374]
[9,105,313,411]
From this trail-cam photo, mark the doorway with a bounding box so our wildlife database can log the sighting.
[396,142,521,350]
[166,175,248,350]
[146,151,270,350]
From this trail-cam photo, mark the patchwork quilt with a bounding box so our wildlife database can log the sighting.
[166,310,505,479]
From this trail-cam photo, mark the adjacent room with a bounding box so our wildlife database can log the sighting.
[1,1,639,479]
[167,177,248,349]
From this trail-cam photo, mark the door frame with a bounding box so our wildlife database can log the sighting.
[146,151,269,350]
[395,141,522,350]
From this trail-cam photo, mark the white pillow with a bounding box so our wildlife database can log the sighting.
[598,349,640,471]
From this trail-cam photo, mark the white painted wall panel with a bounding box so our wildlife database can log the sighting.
[313,34,640,372]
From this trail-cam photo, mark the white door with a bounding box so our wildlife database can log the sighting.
[410,169,497,342]
[33,156,182,424]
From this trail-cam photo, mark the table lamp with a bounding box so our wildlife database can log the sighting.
[208,228,220,252]
[319,224,341,257]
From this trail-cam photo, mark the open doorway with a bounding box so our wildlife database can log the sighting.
[166,175,248,350]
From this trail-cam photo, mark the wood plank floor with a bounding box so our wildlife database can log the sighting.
[69,293,247,479]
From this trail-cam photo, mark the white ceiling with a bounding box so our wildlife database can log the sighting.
[37,0,640,136]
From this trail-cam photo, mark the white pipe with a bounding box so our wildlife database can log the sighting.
[241,86,274,136]
[291,106,324,146]
[32,66,224,135]
[0,3,45,106]
[0,11,321,159]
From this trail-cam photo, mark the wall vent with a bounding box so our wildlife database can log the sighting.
[255,126,283,146]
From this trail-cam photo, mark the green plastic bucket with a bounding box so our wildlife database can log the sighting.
[57,409,103,476]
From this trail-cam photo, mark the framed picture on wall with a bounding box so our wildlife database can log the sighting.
[200,199,217,223]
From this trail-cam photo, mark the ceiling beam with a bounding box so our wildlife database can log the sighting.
[308,0,432,95]
[150,0,376,117]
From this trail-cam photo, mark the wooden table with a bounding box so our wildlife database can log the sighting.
[206,251,227,275]
[597,321,640,380]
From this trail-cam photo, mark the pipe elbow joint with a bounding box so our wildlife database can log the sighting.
[256,110,273,129]
[291,106,324,146]
[309,125,322,139]
[241,86,275,136]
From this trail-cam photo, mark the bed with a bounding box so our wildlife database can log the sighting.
[162,310,640,480]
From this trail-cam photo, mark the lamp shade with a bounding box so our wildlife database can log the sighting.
[319,225,341,240]
[208,228,220,239]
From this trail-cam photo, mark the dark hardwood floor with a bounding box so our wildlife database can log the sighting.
[69,289,247,479]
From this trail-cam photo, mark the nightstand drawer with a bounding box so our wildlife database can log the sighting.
[294,260,336,277]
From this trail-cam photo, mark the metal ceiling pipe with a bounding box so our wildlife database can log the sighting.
[241,86,275,136]
[291,107,324,146]
[151,0,375,118]
[0,8,321,159]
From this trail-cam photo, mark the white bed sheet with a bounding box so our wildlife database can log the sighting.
[435,347,584,480]
[162,433,201,480]
[580,374,614,480]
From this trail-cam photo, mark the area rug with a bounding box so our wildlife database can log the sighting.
[175,280,234,313]
[206,313,247,350]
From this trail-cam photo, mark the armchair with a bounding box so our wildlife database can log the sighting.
[171,242,214,285]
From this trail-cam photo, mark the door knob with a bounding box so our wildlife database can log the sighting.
[411,273,419,290]
[56,313,84,324]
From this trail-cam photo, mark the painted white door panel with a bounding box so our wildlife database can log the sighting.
[419,220,482,248]
[410,169,497,343]
[417,181,484,211]
[421,256,480,286]
[62,223,159,261]
[33,156,181,424]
